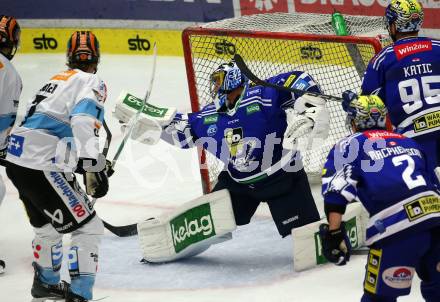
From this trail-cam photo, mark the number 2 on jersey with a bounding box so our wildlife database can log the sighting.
[392,154,426,190]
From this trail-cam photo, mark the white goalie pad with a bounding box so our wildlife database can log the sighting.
[113,91,177,144]
[137,189,236,263]
[292,202,369,272]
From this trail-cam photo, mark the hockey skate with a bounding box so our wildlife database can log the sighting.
[65,291,88,302]
[31,262,70,301]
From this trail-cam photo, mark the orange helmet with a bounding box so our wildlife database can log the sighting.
[66,31,100,66]
[0,15,20,60]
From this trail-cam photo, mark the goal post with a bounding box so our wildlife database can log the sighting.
[182,12,388,193]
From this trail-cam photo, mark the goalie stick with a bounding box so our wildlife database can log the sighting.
[111,42,157,170]
[99,43,158,238]
[233,54,343,102]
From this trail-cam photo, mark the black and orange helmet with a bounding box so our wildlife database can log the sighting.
[67,31,100,66]
[0,15,20,60]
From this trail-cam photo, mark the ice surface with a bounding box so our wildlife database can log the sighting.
[99,219,293,290]
[0,54,422,302]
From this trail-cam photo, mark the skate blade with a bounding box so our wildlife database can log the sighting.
[31,296,108,302]
[31,298,64,302]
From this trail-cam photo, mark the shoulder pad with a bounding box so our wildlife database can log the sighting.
[200,102,217,112]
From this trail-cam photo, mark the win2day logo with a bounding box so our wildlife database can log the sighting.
[128,35,151,51]
[33,34,58,50]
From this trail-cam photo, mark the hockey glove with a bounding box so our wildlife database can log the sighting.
[76,157,109,198]
[0,148,7,159]
[319,223,351,266]
[84,170,109,198]
[105,160,115,177]
[342,90,358,113]
[0,148,7,166]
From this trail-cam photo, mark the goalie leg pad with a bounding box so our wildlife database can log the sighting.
[137,189,236,263]
[292,202,369,271]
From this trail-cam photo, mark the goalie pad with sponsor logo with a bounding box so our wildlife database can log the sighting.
[137,189,236,263]
[292,202,369,271]
[113,91,176,144]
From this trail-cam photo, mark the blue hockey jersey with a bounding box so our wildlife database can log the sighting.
[161,70,321,184]
[361,37,440,140]
[322,130,440,245]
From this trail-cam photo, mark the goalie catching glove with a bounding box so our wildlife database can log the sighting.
[283,94,330,150]
[319,223,351,266]
[113,91,177,145]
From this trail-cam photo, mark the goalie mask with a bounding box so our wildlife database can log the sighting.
[384,0,424,35]
[0,15,20,60]
[210,60,247,111]
[343,95,387,131]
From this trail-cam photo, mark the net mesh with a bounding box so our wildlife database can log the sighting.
[183,12,389,188]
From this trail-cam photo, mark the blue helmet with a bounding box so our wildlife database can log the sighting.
[210,60,247,111]
[384,0,424,33]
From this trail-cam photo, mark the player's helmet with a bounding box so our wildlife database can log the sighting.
[384,0,424,33]
[210,60,247,111]
[67,31,100,67]
[343,95,387,131]
[0,15,20,60]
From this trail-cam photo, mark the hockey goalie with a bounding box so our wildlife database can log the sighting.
[114,60,331,263]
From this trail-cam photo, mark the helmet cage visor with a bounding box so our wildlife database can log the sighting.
[210,69,226,100]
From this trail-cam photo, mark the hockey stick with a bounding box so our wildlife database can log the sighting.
[233,54,343,102]
[88,119,132,237]
[102,119,112,158]
[97,120,137,237]
[102,220,138,237]
[111,42,157,170]
[99,43,158,238]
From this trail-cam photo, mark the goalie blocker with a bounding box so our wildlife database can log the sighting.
[137,189,236,263]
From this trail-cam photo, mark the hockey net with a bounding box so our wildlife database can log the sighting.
[182,12,389,193]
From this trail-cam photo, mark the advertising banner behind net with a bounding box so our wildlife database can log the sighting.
[237,0,440,30]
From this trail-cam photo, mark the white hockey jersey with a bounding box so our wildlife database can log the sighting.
[0,53,21,149]
[6,69,106,172]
